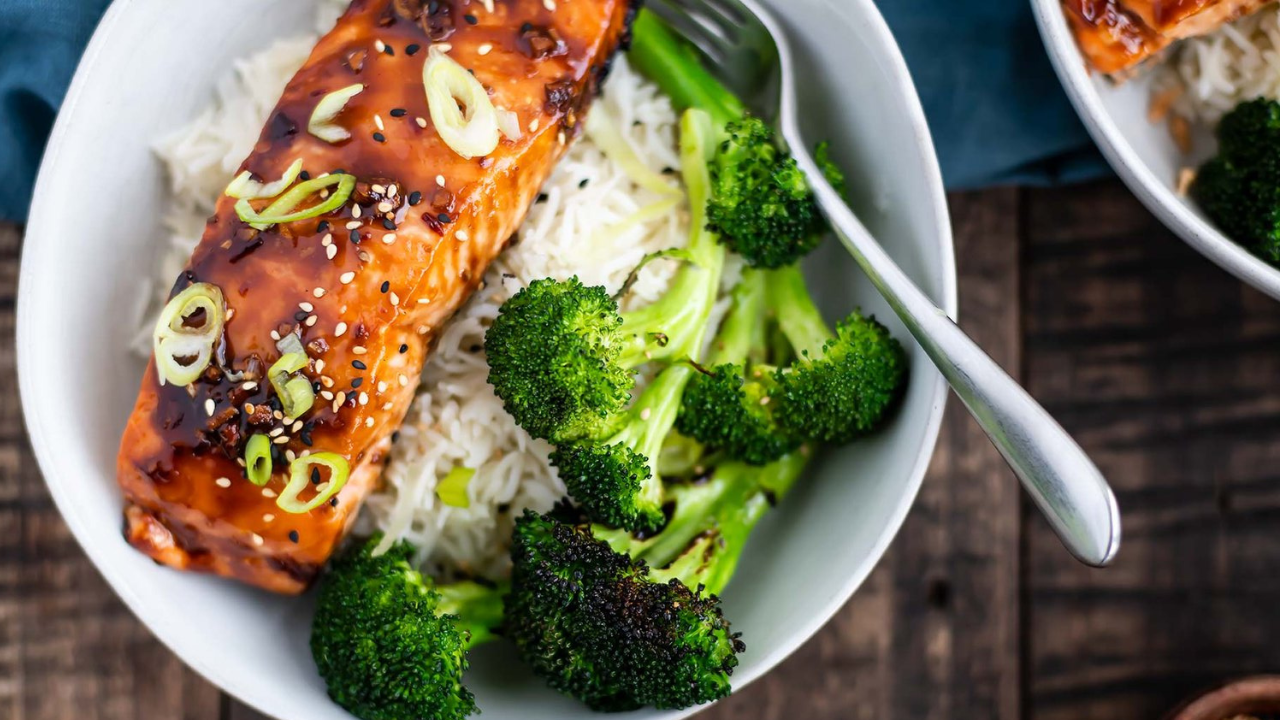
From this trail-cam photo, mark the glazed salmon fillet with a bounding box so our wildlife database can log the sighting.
[117,0,636,593]
[1063,0,1268,73]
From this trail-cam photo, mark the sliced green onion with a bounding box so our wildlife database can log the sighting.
[278,453,350,514]
[436,466,475,508]
[224,158,304,200]
[268,352,313,419]
[280,375,316,420]
[276,331,305,357]
[584,107,682,197]
[235,173,355,230]
[245,434,273,486]
[309,83,364,143]
[423,45,499,159]
[153,282,226,386]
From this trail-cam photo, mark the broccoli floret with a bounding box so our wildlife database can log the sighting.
[676,269,798,465]
[505,453,807,712]
[485,109,726,443]
[705,118,824,269]
[768,264,907,443]
[310,536,504,720]
[1194,98,1280,264]
[553,364,692,532]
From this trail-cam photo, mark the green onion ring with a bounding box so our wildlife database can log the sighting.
[235,173,355,230]
[244,434,273,487]
[436,466,475,508]
[278,453,350,514]
[153,283,226,386]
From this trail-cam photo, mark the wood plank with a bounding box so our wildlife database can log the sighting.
[702,188,1023,720]
[1023,180,1280,720]
[0,221,222,720]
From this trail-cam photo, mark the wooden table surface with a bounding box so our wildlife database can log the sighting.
[5,179,1280,720]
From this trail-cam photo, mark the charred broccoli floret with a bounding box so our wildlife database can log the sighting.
[310,536,504,720]
[485,109,726,443]
[505,453,807,712]
[1194,98,1280,264]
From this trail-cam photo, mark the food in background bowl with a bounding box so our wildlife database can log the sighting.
[1060,1,1280,268]
[118,1,910,718]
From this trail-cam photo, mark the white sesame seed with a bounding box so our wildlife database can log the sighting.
[273,410,284,420]
[336,391,347,405]
[437,43,452,52]
[375,39,386,53]
[215,477,231,488]
[313,287,325,298]
[358,392,369,406]
[270,427,285,437]
[315,360,325,373]
[244,403,256,414]
[263,513,275,523]
[353,346,367,355]
[640,408,652,420]
[321,376,334,388]
[478,43,493,55]
[417,297,432,305]
[399,374,409,387]
[306,315,318,327]
[340,271,356,284]
[299,301,314,312]
[326,244,337,260]
[285,449,296,462]
[482,0,494,11]
[388,184,398,196]
[358,251,372,263]
[372,184,386,194]
[528,118,540,132]
[321,390,334,401]
[291,420,303,432]
[374,114,385,131]
[378,381,389,392]
[375,202,390,215]
[456,230,470,241]
[416,117,428,128]
[417,325,429,334]
[366,417,375,427]
[543,0,556,9]
[383,402,394,411]
[558,130,566,145]
[262,488,277,498]
[205,399,215,416]
[320,189,330,199]
[242,381,258,391]
[226,308,235,321]
[345,220,362,230]
[322,233,333,246]
[390,292,400,306]
[335,322,348,337]
[352,204,362,218]
[436,174,445,186]
[382,233,396,245]
[273,435,289,445]
[250,533,264,546]
[270,330,281,341]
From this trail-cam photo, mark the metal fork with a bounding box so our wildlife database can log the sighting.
[647,0,1122,566]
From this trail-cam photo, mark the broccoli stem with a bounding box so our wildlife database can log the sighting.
[606,363,695,509]
[705,268,768,366]
[649,452,807,595]
[619,108,726,365]
[768,263,832,359]
[436,581,508,648]
[628,10,743,128]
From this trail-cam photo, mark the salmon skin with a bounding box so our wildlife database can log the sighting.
[1063,0,1268,74]
[118,0,637,594]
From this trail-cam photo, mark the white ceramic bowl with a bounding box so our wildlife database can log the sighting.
[17,1,955,718]
[1032,0,1280,300]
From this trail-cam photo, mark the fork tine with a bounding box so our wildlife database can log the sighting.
[647,0,731,63]
[681,0,748,35]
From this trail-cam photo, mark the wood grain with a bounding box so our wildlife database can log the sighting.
[1023,181,1280,720]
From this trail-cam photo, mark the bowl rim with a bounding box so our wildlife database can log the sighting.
[16,0,956,717]
[1030,0,1280,302]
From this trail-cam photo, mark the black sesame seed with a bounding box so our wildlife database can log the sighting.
[299,170,311,181]
[311,468,322,485]
[428,0,440,13]
[330,497,339,507]
[351,377,364,388]
[408,191,422,205]
[406,43,421,56]
[353,359,367,370]
[382,218,396,230]
[380,281,390,293]
[399,344,408,353]
[373,132,386,143]
[521,22,533,32]
[288,530,300,543]
[294,311,309,322]
[578,178,589,188]
[317,220,330,232]
[350,228,361,243]
[383,44,395,56]
[464,13,478,24]
[392,431,401,443]
[535,192,548,203]
[437,213,451,223]
[390,108,407,117]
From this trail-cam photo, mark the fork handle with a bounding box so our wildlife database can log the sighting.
[791,152,1121,567]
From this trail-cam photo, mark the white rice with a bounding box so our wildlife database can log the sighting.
[1153,4,1280,126]
[142,2,710,579]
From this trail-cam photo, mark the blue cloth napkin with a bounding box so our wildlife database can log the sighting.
[0,0,1109,223]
